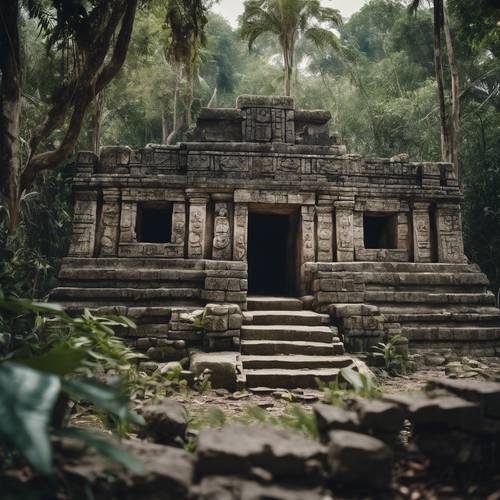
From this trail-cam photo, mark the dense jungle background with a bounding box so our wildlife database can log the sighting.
[1,0,499,300]
[1,1,500,497]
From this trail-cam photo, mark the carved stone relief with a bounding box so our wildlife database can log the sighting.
[213,203,232,260]
[68,191,97,257]
[188,201,207,259]
[436,204,465,263]
[233,203,248,261]
[317,207,333,262]
[99,189,121,256]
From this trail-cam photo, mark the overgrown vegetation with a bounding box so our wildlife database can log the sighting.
[317,367,381,405]
[0,292,146,496]
[373,335,408,375]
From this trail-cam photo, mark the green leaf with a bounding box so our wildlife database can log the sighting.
[16,343,87,376]
[0,298,66,316]
[56,427,144,475]
[339,367,365,392]
[0,362,61,474]
[62,378,144,427]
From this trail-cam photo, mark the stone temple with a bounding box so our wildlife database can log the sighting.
[51,95,500,388]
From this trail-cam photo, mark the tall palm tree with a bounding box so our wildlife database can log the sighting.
[409,0,460,173]
[240,0,342,96]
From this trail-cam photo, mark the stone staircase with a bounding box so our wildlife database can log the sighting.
[241,296,353,388]
[310,262,500,355]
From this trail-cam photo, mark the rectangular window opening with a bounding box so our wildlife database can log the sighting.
[136,203,173,243]
[363,213,397,249]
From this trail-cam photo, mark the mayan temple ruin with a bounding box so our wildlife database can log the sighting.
[50,95,500,388]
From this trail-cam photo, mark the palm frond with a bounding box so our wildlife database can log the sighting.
[304,26,342,53]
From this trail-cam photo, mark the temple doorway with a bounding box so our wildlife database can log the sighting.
[247,208,298,296]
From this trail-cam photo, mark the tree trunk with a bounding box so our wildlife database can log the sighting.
[187,69,194,128]
[283,44,293,97]
[92,90,105,154]
[433,0,449,162]
[167,66,181,145]
[161,106,169,144]
[0,0,22,234]
[443,1,460,175]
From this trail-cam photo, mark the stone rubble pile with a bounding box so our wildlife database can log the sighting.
[59,378,500,499]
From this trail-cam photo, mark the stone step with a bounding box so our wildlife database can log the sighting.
[243,310,329,326]
[365,291,496,305]
[58,268,207,283]
[241,325,333,343]
[241,340,335,356]
[309,262,480,274]
[60,257,208,270]
[50,287,203,301]
[379,304,500,315]
[403,325,500,342]
[316,271,489,287]
[247,296,303,311]
[244,368,342,389]
[241,355,353,370]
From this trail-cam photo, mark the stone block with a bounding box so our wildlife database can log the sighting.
[140,398,188,445]
[63,440,194,499]
[196,423,326,482]
[427,379,500,418]
[201,290,225,302]
[205,314,228,332]
[190,352,240,391]
[225,291,247,302]
[347,398,405,434]
[313,404,360,441]
[327,430,393,489]
[228,313,243,329]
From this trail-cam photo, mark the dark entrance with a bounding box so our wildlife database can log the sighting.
[247,210,297,296]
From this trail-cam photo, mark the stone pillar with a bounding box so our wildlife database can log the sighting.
[301,205,316,262]
[316,198,334,262]
[187,192,209,259]
[99,188,121,256]
[335,200,355,262]
[436,203,466,263]
[233,203,248,261]
[212,194,232,260]
[119,202,137,244]
[68,191,98,257]
[412,202,432,262]
[171,202,186,247]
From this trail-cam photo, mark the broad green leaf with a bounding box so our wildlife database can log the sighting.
[339,367,364,392]
[0,362,61,474]
[0,298,66,316]
[62,378,144,427]
[17,343,87,376]
[56,427,144,475]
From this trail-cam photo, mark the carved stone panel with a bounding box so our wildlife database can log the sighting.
[188,197,208,259]
[171,203,186,246]
[68,191,98,257]
[233,203,248,261]
[119,202,138,244]
[412,203,431,262]
[316,206,333,262]
[99,189,121,256]
[436,204,465,263]
[301,206,316,264]
[335,202,355,262]
[212,202,232,260]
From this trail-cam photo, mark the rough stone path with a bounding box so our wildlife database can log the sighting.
[240,296,351,388]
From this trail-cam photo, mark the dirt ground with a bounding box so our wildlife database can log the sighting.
[179,366,450,421]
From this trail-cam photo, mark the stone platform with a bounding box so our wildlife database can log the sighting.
[50,94,500,388]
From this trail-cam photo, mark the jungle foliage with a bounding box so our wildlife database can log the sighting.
[1,0,499,299]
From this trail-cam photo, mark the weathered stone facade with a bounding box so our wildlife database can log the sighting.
[52,95,500,367]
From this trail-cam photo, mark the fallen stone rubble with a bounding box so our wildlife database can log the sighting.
[60,378,500,499]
